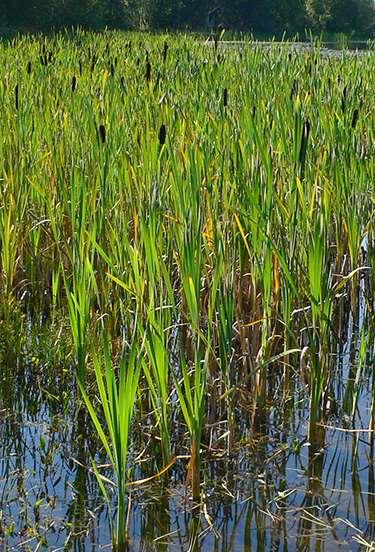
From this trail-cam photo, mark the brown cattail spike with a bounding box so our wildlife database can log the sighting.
[146,61,151,83]
[99,124,106,144]
[26,61,32,75]
[15,84,19,110]
[341,85,348,113]
[159,124,167,146]
[163,42,169,63]
[290,80,298,101]
[223,88,228,107]
[352,109,359,129]
[72,76,77,92]
[299,119,311,178]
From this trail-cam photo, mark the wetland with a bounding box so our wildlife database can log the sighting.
[0,32,374,551]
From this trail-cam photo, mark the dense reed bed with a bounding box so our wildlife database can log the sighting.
[0,31,374,549]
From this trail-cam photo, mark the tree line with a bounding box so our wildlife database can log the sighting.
[2,0,375,36]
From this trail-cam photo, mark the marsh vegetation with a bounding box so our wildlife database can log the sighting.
[0,32,374,550]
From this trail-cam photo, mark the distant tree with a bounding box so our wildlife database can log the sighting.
[4,0,30,27]
[356,0,375,36]
[305,0,332,31]
[272,0,306,35]
[59,0,109,28]
[175,0,211,28]
[149,0,182,28]
[325,0,357,33]
[105,0,127,27]
[1,4,8,29]
[118,0,151,28]
[218,0,269,32]
[304,0,375,35]
[1,0,374,36]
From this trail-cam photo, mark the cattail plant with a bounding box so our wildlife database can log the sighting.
[299,119,311,179]
[99,124,106,144]
[223,87,228,107]
[159,123,166,146]
[163,41,168,63]
[146,60,151,82]
[352,108,359,129]
[15,84,19,110]
[0,32,374,548]
[78,333,141,551]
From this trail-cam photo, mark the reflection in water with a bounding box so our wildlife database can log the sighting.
[0,314,374,551]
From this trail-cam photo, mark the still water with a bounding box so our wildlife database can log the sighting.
[0,313,374,551]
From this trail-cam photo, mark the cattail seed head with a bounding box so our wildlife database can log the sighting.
[71,75,77,92]
[163,41,169,63]
[290,80,298,101]
[341,85,348,113]
[159,123,167,146]
[146,61,151,82]
[223,87,228,107]
[15,84,19,110]
[99,124,106,144]
[299,119,311,177]
[351,108,359,129]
